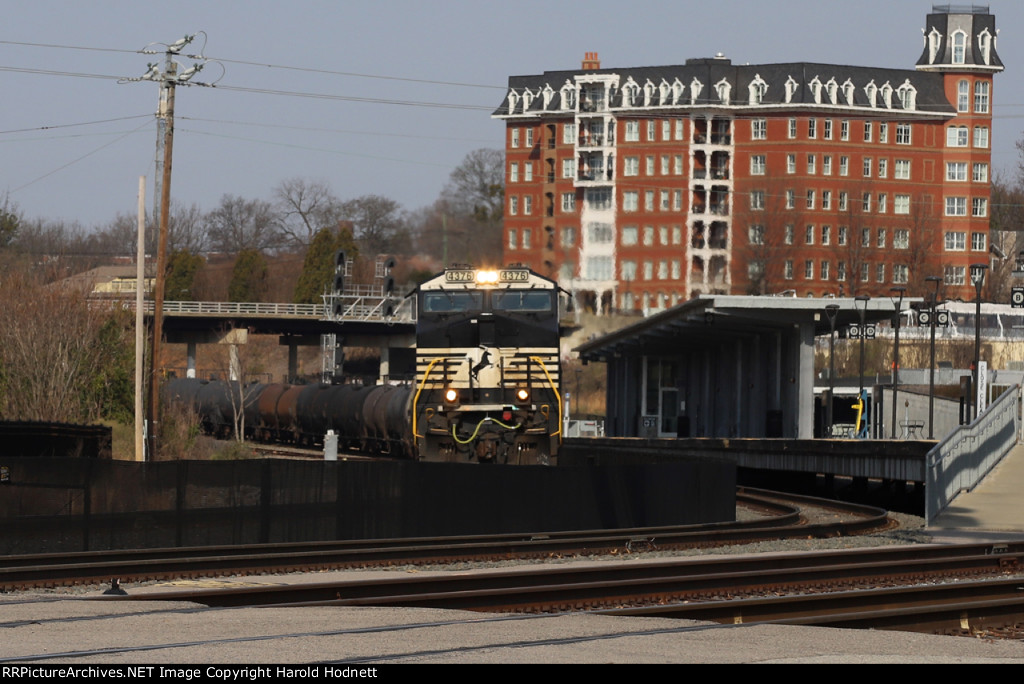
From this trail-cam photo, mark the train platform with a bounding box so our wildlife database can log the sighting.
[929,442,1024,541]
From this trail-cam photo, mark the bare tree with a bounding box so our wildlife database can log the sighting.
[274,178,345,249]
[205,194,282,255]
[339,194,409,257]
[441,148,505,226]
[734,178,802,295]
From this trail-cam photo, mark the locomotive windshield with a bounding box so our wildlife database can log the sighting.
[422,291,483,313]
[492,290,552,313]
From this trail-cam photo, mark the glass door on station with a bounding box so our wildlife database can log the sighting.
[644,358,679,437]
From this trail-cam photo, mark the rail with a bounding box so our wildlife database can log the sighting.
[925,383,1021,524]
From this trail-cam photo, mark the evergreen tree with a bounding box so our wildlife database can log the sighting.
[293,224,359,304]
[228,248,269,302]
[165,249,205,301]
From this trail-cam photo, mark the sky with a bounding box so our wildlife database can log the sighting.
[3,0,1024,230]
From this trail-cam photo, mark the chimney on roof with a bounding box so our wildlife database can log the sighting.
[582,52,601,70]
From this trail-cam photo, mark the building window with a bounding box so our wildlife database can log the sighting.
[808,119,817,139]
[895,159,911,180]
[646,120,656,141]
[879,123,888,143]
[752,119,767,140]
[525,129,534,146]
[945,197,967,217]
[644,191,655,212]
[562,158,576,179]
[787,154,796,174]
[839,156,849,176]
[805,224,815,245]
[522,228,531,248]
[896,123,912,145]
[945,265,966,286]
[840,120,849,141]
[586,188,611,210]
[508,229,517,249]
[784,261,793,280]
[509,163,518,183]
[944,231,967,251]
[587,222,613,243]
[674,155,684,175]
[805,260,814,280]
[807,190,816,210]
[621,226,638,245]
[958,79,970,112]
[947,126,969,147]
[625,121,639,142]
[975,81,990,114]
[877,194,887,213]
[523,196,532,214]
[821,260,831,281]
[972,232,987,251]
[807,154,816,174]
[861,227,871,248]
[862,192,871,212]
[894,194,910,215]
[511,128,520,148]
[673,190,682,211]
[824,120,833,140]
[973,163,989,183]
[661,155,670,175]
[946,162,967,181]
[894,230,909,249]
[524,163,532,182]
[562,123,576,145]
[750,190,765,210]
[973,198,988,217]
[861,263,870,283]
[586,256,612,280]
[659,226,668,245]
[645,156,655,176]
[643,261,653,280]
[561,192,576,212]
[660,191,670,211]
[785,189,795,210]
[675,119,685,140]
[838,192,848,211]
[862,157,872,178]
[823,191,832,210]
[837,261,847,282]
[662,120,671,141]
[509,196,518,216]
[823,155,832,175]
[624,157,639,176]
[974,126,989,148]
[877,228,887,248]
[788,118,797,139]
[784,224,794,245]
[864,121,873,142]
[751,155,766,175]
[893,264,908,284]
[623,191,638,212]
[878,158,888,178]
[561,226,576,248]
[876,264,885,283]
[643,226,654,246]
[952,31,967,64]
[621,260,636,281]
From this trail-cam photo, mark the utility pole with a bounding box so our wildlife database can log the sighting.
[136,35,204,459]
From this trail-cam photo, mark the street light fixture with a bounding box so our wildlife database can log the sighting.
[854,295,870,437]
[970,263,988,422]
[889,287,906,439]
[825,304,840,437]
[926,275,942,439]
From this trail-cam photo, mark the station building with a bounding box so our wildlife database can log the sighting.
[493,6,1003,314]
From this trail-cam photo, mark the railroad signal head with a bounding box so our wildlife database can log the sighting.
[1012,287,1024,308]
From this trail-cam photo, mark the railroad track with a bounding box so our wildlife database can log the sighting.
[1,488,884,591]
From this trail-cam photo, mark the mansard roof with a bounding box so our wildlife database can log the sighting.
[494,59,955,119]
[916,9,1003,71]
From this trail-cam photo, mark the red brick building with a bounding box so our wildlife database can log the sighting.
[493,6,1002,313]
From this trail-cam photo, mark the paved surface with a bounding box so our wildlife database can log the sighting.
[4,449,1024,665]
[931,442,1024,535]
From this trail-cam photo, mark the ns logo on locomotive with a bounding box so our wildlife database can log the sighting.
[412,265,565,465]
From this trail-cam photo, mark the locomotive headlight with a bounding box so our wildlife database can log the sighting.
[444,388,459,404]
[476,269,499,284]
[515,387,531,403]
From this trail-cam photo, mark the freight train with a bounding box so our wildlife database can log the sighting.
[162,265,564,465]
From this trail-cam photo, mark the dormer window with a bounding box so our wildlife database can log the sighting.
[784,76,799,103]
[689,77,704,104]
[542,84,554,109]
[864,81,877,108]
[978,28,993,65]
[826,78,838,105]
[880,82,893,109]
[808,77,822,104]
[522,89,534,110]
[714,78,731,105]
[659,79,670,104]
[928,27,943,64]
[842,79,855,106]
[560,80,576,110]
[952,30,967,65]
[748,75,768,105]
[623,78,640,107]
[507,90,519,113]
[671,78,684,104]
[897,80,916,111]
[643,80,656,107]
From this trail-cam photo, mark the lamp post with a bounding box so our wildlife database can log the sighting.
[926,275,942,439]
[854,295,870,437]
[825,304,840,436]
[970,263,988,422]
[889,287,906,439]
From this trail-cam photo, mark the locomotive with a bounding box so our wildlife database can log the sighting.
[162,265,564,465]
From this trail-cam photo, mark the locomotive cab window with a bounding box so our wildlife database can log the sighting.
[422,291,483,313]
[492,290,552,313]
